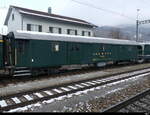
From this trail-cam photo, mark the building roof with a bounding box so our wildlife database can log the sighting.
[12,30,140,46]
[4,5,97,27]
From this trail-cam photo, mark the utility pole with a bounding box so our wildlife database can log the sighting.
[136,9,140,42]
[136,18,150,42]
[4,0,6,8]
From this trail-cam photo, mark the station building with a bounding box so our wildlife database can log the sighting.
[4,5,96,37]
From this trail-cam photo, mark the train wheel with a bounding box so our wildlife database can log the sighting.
[137,59,144,63]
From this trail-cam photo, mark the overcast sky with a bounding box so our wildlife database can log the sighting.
[0,0,150,33]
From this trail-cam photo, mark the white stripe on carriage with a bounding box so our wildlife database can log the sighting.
[0,100,7,107]
[34,93,44,98]
[43,91,53,96]
[23,95,33,101]
[11,97,21,104]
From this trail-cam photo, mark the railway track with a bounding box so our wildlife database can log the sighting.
[103,88,150,113]
[0,68,150,112]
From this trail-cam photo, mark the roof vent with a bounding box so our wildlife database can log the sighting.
[48,7,52,14]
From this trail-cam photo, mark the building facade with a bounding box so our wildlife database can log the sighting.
[4,6,96,36]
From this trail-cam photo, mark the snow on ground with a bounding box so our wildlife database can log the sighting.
[6,73,145,112]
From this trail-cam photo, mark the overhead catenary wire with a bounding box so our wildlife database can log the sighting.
[70,0,135,21]
[71,0,150,42]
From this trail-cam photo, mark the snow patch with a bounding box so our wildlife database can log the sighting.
[23,95,33,101]
[11,97,21,104]
[0,100,7,107]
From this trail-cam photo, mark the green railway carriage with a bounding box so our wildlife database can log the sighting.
[4,31,142,76]
[142,43,150,61]
[144,44,150,55]
[0,35,4,68]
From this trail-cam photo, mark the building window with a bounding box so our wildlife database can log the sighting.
[49,27,61,34]
[49,27,53,33]
[82,31,85,36]
[27,24,42,32]
[71,45,80,51]
[27,24,31,31]
[67,29,77,35]
[59,28,62,34]
[54,27,61,34]
[88,32,91,36]
[75,30,77,35]
[12,14,14,21]
[39,25,42,32]
[82,31,91,36]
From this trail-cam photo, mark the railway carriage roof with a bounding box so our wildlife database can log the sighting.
[12,30,140,45]
[140,42,150,45]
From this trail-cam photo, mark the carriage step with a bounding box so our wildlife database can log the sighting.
[13,67,31,77]
[15,67,29,70]
[13,73,31,77]
[14,70,31,74]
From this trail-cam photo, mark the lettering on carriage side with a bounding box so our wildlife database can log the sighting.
[0,40,4,43]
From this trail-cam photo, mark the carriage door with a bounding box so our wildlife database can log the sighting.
[68,43,82,64]
[16,40,30,67]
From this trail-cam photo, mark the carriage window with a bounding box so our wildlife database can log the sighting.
[71,47,74,51]
[52,43,59,52]
[18,40,28,53]
[18,41,24,53]
[55,44,59,52]
[71,45,79,51]
[128,46,132,51]
[75,46,79,51]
